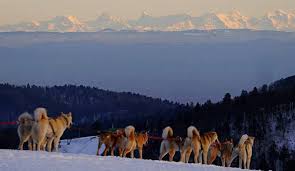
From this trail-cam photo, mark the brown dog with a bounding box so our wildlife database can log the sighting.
[17,112,34,150]
[159,126,188,162]
[44,112,72,152]
[208,140,234,167]
[238,135,255,169]
[200,131,219,164]
[135,131,149,159]
[97,131,116,156]
[97,128,125,156]
[185,126,201,163]
[114,126,137,158]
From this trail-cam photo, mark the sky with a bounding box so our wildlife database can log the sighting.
[0,0,295,25]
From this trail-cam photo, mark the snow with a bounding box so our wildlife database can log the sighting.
[1,10,295,32]
[0,149,250,171]
[0,136,255,171]
[59,136,105,155]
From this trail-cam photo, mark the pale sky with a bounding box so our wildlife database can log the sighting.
[0,0,294,25]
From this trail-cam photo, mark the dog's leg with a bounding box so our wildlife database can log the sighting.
[180,151,185,162]
[123,150,127,157]
[53,137,61,152]
[110,146,115,156]
[47,137,54,152]
[123,147,131,158]
[103,146,110,156]
[185,148,192,163]
[159,142,167,160]
[130,150,134,158]
[202,147,209,164]
[41,138,47,151]
[246,156,251,169]
[169,149,176,162]
[97,140,102,156]
[243,153,247,169]
[36,141,42,151]
[19,135,31,150]
[246,145,252,169]
[239,152,243,169]
[27,137,34,151]
[118,148,123,157]
[198,150,203,163]
[221,157,226,167]
[159,144,169,161]
[193,147,200,163]
[138,147,143,159]
[18,136,26,150]
[159,149,168,161]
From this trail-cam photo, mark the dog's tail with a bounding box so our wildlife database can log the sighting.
[18,112,33,125]
[162,126,173,139]
[34,107,48,122]
[125,125,135,140]
[187,126,200,138]
[238,134,248,147]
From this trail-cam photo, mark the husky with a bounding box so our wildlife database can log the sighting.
[31,108,49,151]
[186,126,202,163]
[97,129,124,156]
[115,126,137,158]
[44,112,72,152]
[200,131,220,164]
[135,131,149,159]
[208,139,234,167]
[159,126,189,162]
[97,131,115,156]
[17,112,34,150]
[238,134,255,169]
[121,125,137,158]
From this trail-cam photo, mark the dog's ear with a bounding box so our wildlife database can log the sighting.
[230,138,233,143]
[68,112,72,116]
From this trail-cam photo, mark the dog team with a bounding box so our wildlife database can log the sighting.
[17,108,254,169]
[97,125,255,169]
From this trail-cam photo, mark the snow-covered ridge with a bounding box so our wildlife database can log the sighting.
[1,10,295,32]
[0,149,251,171]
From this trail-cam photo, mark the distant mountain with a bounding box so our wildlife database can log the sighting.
[1,10,295,32]
[0,16,87,32]
[87,13,131,31]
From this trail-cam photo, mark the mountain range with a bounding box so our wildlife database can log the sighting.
[1,10,295,32]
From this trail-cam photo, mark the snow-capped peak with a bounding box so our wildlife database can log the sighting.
[1,10,295,32]
[141,11,152,18]
[67,16,83,25]
[215,10,251,29]
[31,21,40,27]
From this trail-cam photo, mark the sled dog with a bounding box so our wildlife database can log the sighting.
[159,126,189,162]
[238,134,255,169]
[200,131,220,164]
[44,112,73,152]
[186,126,202,163]
[115,126,137,158]
[17,112,34,150]
[135,131,149,159]
[31,108,49,151]
[121,125,137,158]
[208,139,234,167]
[97,129,124,156]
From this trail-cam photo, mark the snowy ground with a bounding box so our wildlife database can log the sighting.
[59,136,102,155]
[0,136,253,171]
[0,150,251,171]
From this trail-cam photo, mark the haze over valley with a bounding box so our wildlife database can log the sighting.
[1,30,295,103]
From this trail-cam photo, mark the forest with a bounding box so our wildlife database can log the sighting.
[1,76,295,170]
